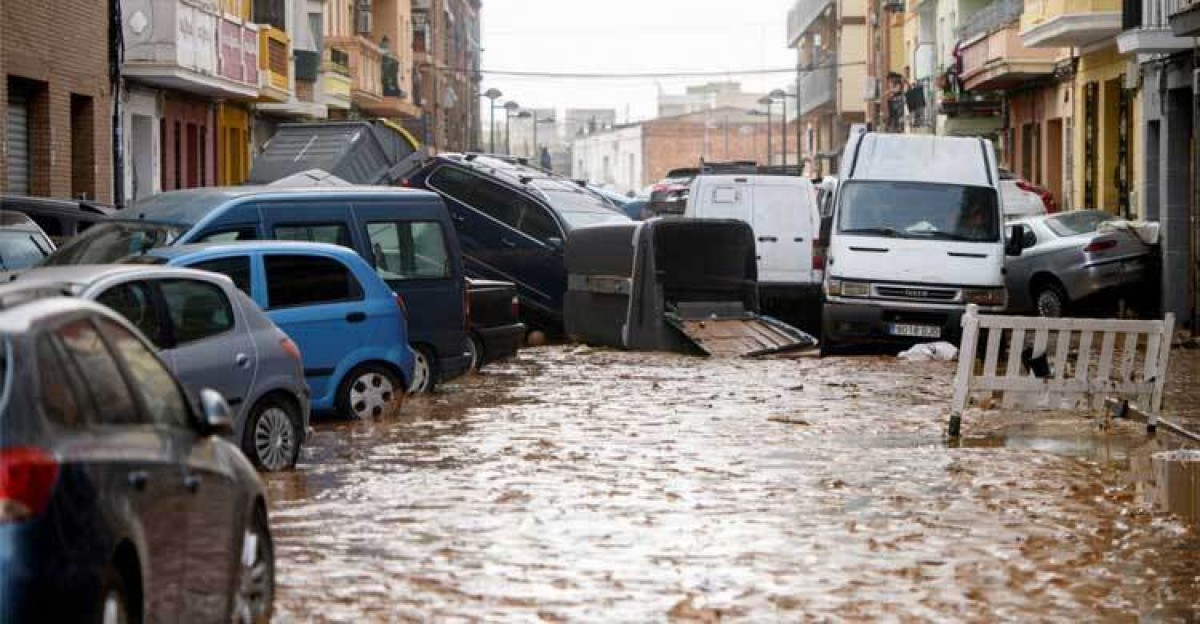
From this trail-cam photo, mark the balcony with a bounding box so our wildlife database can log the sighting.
[788,0,835,46]
[321,47,353,111]
[956,0,1024,40]
[1020,0,1123,47]
[798,66,836,116]
[258,26,291,102]
[960,23,1060,91]
[217,14,260,92]
[1119,0,1194,51]
[1168,0,1200,35]
[327,36,383,107]
[121,0,259,98]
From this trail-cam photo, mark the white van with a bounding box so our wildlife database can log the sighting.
[822,133,1022,348]
[685,174,822,306]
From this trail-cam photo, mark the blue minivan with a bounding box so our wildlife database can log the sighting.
[42,187,469,393]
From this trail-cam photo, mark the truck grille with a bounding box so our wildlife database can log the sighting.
[874,285,959,302]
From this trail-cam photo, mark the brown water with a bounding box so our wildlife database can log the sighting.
[265,347,1200,622]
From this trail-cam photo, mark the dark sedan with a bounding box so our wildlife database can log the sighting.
[0,295,273,623]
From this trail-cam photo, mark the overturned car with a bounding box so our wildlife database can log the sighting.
[564,219,818,357]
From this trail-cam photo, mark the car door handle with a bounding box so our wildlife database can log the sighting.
[127,471,149,491]
[758,236,778,243]
[235,353,251,368]
[346,312,367,323]
[183,474,201,494]
[794,237,805,242]
[501,238,518,249]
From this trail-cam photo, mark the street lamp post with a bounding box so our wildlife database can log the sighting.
[503,101,520,155]
[483,88,502,153]
[758,96,774,166]
[770,88,797,170]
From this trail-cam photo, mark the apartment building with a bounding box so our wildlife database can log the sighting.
[409,0,482,151]
[2,0,113,202]
[323,0,422,126]
[787,0,869,177]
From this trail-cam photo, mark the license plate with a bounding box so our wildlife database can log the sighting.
[889,323,941,339]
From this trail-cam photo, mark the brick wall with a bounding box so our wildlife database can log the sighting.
[1,0,113,201]
[642,118,777,183]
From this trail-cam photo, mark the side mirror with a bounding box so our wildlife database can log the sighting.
[546,237,564,253]
[1005,225,1024,257]
[197,388,234,437]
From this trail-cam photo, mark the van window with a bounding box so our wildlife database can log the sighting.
[838,181,999,242]
[197,226,259,243]
[367,221,451,280]
[274,224,351,248]
[265,254,363,308]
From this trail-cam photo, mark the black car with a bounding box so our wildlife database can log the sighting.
[0,294,274,622]
[0,194,113,246]
[465,277,525,370]
[397,153,630,330]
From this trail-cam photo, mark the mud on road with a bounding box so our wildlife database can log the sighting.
[266,346,1200,622]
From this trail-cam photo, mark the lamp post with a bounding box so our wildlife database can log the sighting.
[483,88,502,153]
[770,88,797,169]
[503,100,520,155]
[758,96,774,166]
[531,114,555,162]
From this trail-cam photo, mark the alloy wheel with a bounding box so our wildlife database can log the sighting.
[253,407,296,471]
[409,351,432,394]
[232,512,274,624]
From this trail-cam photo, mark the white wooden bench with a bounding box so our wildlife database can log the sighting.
[949,304,1175,436]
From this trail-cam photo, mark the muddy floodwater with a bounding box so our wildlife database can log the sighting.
[266,347,1200,622]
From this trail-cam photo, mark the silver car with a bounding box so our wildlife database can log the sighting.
[1006,210,1155,317]
[11,264,311,470]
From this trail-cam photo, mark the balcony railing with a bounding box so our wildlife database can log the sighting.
[258,25,290,98]
[788,0,835,45]
[1126,0,1180,27]
[1021,0,1122,33]
[327,36,384,102]
[956,0,1024,39]
[798,66,835,116]
[218,14,260,89]
[960,23,1059,90]
[1119,0,1192,50]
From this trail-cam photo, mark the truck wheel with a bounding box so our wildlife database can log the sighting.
[408,346,437,394]
[464,334,484,371]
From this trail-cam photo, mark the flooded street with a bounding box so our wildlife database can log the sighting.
[266,347,1200,622]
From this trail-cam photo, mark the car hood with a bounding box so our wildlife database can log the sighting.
[829,235,1005,287]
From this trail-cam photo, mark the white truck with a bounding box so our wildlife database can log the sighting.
[685,174,823,326]
[821,132,1023,350]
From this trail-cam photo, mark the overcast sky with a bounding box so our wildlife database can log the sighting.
[479,0,797,124]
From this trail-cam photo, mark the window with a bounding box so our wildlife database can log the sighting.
[196,227,259,244]
[428,166,520,227]
[96,281,165,347]
[37,337,86,427]
[56,319,141,425]
[837,181,1000,243]
[159,279,235,344]
[190,256,252,294]
[0,231,52,270]
[265,254,362,308]
[95,318,190,428]
[518,205,560,242]
[274,223,352,247]
[1045,210,1110,237]
[43,222,181,266]
[367,221,451,280]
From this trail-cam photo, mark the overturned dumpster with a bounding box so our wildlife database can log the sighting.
[246,120,421,185]
[564,219,818,357]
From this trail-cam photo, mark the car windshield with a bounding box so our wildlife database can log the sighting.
[0,231,52,270]
[1044,210,1111,236]
[837,181,1000,242]
[43,221,181,266]
[538,188,631,230]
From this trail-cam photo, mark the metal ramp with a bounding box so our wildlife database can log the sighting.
[666,302,818,358]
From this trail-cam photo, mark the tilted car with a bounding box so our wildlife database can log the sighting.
[9,264,310,471]
[0,295,273,623]
[1005,210,1157,317]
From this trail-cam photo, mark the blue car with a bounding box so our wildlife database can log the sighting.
[135,241,415,419]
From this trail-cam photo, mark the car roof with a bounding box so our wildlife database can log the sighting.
[145,240,366,261]
[0,194,114,214]
[111,185,444,225]
[436,153,595,195]
[0,294,116,335]
[7,264,231,291]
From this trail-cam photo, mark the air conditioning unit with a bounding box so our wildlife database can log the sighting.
[883,0,905,11]
[864,77,880,101]
[356,0,373,35]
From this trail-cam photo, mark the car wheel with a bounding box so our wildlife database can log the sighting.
[1034,282,1069,318]
[99,566,132,624]
[408,346,436,394]
[242,397,301,472]
[338,364,404,418]
[464,334,484,372]
[232,505,274,624]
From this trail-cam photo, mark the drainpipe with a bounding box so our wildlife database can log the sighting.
[110,0,125,207]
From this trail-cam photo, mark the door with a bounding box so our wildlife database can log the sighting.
[753,183,814,285]
[154,277,256,415]
[51,318,190,623]
[360,213,463,355]
[7,89,30,195]
[509,200,567,316]
[94,316,239,622]
[260,252,371,402]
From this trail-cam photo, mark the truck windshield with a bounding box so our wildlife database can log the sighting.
[838,181,1000,242]
[43,221,181,266]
